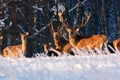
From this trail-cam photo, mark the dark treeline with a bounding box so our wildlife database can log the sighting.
[0,0,120,57]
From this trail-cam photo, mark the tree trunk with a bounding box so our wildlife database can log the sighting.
[0,0,5,18]
[107,0,118,43]
[26,1,33,57]
[12,1,17,27]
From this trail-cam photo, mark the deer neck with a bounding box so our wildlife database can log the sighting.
[53,33,62,50]
[68,32,77,47]
[43,44,48,53]
[69,37,77,47]
[21,37,27,55]
[54,38,62,49]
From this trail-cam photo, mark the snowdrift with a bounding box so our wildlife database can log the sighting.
[0,49,120,80]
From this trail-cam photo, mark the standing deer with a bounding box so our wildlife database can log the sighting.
[113,38,120,52]
[2,32,28,57]
[64,12,108,51]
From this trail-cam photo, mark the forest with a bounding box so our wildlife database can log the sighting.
[0,0,120,57]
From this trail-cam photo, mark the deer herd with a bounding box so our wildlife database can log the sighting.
[0,11,120,58]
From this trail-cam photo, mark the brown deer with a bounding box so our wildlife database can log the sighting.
[64,12,108,51]
[113,38,120,52]
[1,32,28,57]
[48,20,74,55]
[43,10,74,56]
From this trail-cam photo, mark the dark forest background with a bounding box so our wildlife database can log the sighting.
[0,0,120,57]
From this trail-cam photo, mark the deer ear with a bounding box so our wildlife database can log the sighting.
[26,32,29,36]
[66,27,71,33]
[76,28,79,32]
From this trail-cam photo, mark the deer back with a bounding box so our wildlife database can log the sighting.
[64,12,108,50]
[2,45,22,57]
[76,34,108,50]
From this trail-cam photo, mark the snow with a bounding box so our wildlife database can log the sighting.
[0,18,12,28]
[32,6,43,12]
[0,19,5,27]
[50,2,65,15]
[68,0,88,13]
[0,51,120,80]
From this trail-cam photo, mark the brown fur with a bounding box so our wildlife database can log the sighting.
[113,38,120,51]
[49,17,74,55]
[51,31,73,54]
[2,33,28,57]
[76,34,109,50]
[64,12,108,51]
[62,43,73,54]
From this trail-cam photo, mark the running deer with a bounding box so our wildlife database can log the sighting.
[64,12,108,51]
[2,32,28,57]
[113,38,120,52]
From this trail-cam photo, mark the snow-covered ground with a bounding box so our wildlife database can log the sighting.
[0,51,120,80]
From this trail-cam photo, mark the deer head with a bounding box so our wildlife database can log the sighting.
[20,32,28,44]
[64,12,91,46]
[49,20,65,50]
[49,19,74,55]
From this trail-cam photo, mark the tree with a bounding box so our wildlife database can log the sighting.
[26,1,34,57]
[107,0,118,43]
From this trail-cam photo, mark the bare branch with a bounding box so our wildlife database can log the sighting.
[32,6,43,12]
[32,25,48,37]
[68,0,88,13]
[17,25,26,33]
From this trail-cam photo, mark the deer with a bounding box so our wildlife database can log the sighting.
[1,32,28,57]
[42,10,74,56]
[64,12,109,52]
[46,20,74,56]
[113,38,120,52]
[43,9,74,56]
[42,10,75,56]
